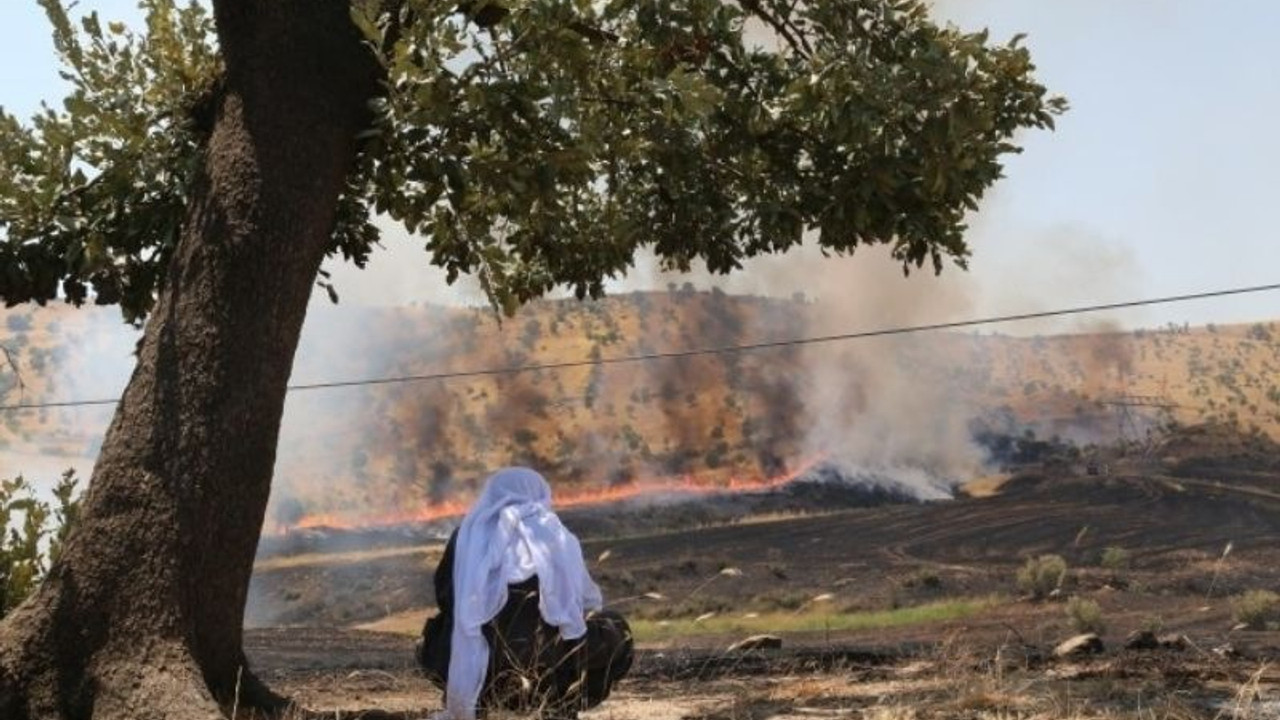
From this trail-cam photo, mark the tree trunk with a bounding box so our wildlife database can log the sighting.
[0,2,380,717]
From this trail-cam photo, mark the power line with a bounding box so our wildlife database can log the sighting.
[3,281,1279,413]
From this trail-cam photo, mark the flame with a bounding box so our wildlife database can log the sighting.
[275,456,824,535]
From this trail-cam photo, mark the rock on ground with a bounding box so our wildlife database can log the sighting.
[727,635,783,652]
[1054,634,1104,658]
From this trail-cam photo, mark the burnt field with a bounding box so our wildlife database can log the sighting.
[249,464,1280,630]
[245,627,1280,718]
[245,427,1280,717]
[247,465,926,627]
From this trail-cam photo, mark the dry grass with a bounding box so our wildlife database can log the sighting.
[1231,590,1280,630]
[683,652,1277,720]
[252,545,441,572]
[353,608,432,635]
[244,616,1280,720]
[962,474,1014,499]
[725,509,839,527]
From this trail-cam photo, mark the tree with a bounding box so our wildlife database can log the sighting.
[0,0,1063,716]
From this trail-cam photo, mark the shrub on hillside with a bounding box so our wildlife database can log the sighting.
[1232,590,1280,630]
[1100,546,1131,584]
[1017,554,1068,600]
[1065,596,1105,634]
[1099,546,1130,571]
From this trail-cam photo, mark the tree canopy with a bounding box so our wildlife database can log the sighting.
[0,2,1067,716]
[1,0,1064,323]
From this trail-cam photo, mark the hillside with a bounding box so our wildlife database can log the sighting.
[4,294,1280,525]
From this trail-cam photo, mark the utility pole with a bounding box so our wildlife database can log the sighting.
[1100,394,1181,456]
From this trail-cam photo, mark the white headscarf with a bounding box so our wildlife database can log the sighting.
[446,467,603,720]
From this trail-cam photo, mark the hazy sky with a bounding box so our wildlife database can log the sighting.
[3,1,1280,328]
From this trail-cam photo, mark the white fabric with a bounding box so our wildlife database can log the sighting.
[445,467,603,720]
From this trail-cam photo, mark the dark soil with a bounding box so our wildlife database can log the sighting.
[250,459,1280,623]
[244,426,1280,716]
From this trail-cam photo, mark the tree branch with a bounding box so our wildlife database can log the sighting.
[737,0,813,59]
[456,1,618,45]
[1,345,25,404]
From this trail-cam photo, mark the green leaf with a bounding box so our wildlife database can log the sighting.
[349,6,383,46]
[4,0,1063,323]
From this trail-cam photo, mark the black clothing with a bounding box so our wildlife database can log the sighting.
[434,527,457,611]
[416,529,632,718]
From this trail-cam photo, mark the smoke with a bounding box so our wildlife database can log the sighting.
[1075,319,1136,396]
[3,0,1164,529]
[598,203,1143,496]
[0,306,135,498]
[720,244,987,491]
[255,191,1146,525]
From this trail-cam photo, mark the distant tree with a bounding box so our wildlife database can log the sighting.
[583,361,604,411]
[0,0,1063,712]
[272,496,307,530]
[619,424,644,453]
[520,318,542,350]
[393,449,419,486]
[705,444,728,469]
[349,449,369,479]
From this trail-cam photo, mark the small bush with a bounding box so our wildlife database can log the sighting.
[903,570,943,591]
[1,470,81,617]
[1065,596,1105,634]
[1232,590,1280,630]
[1017,554,1068,600]
[1099,546,1130,571]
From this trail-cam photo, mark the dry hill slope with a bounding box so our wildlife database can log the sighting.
[4,296,1280,522]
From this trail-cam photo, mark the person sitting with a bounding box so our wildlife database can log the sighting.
[416,467,633,720]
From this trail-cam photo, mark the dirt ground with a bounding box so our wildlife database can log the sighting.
[250,466,1280,631]
[245,430,1280,718]
[244,625,1280,719]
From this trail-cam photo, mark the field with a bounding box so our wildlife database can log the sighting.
[5,298,1280,717]
[7,297,1280,527]
[242,424,1280,718]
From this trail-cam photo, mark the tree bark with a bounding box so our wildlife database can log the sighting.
[0,2,380,717]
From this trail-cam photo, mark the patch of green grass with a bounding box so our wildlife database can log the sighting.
[629,596,1003,642]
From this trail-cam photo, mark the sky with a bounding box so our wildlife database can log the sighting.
[3,0,1280,329]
